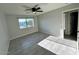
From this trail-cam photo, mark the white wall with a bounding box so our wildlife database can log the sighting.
[6,15,38,40]
[37,4,79,38]
[38,8,62,37]
[64,12,71,35]
[0,12,9,54]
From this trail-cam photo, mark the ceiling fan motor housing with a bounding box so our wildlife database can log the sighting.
[32,8,36,12]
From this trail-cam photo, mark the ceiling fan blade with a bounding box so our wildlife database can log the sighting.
[36,7,40,10]
[34,4,39,8]
[24,10,32,13]
[22,5,31,9]
[25,9,32,11]
[37,10,43,12]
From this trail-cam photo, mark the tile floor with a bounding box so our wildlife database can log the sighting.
[8,32,55,55]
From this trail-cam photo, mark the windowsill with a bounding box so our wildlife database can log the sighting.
[19,27,34,30]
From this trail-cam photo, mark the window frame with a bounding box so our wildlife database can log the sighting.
[18,17,34,29]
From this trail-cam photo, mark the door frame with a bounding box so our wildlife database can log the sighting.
[62,8,79,39]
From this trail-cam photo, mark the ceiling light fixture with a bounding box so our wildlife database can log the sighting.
[33,12,36,14]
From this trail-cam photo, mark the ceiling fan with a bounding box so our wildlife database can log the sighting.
[22,4,43,14]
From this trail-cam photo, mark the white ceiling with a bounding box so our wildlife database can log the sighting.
[0,3,70,16]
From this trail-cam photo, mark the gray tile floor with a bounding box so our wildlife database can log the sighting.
[8,32,56,55]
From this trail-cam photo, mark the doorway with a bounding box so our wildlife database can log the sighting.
[64,10,78,41]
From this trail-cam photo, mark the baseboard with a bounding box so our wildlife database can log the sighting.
[11,31,38,40]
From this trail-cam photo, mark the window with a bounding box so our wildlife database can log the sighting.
[18,18,34,29]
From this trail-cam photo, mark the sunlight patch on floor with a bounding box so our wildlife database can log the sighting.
[38,36,77,55]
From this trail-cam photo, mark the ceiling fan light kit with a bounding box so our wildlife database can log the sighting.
[33,12,36,14]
